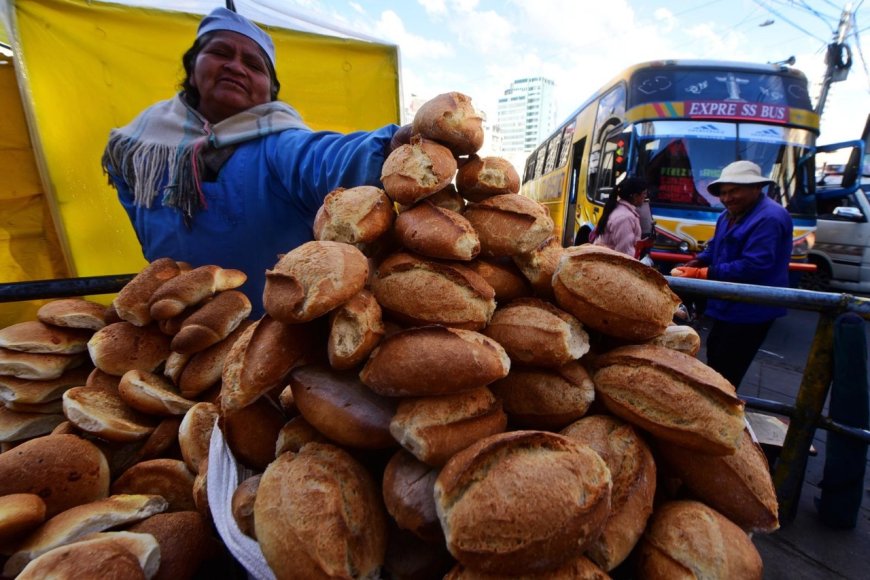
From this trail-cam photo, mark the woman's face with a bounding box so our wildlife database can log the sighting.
[190,31,272,123]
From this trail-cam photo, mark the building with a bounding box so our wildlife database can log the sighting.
[494,77,557,166]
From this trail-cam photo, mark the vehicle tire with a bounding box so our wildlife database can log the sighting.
[799,260,832,291]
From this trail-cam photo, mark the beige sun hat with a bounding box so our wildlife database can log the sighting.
[707,160,774,195]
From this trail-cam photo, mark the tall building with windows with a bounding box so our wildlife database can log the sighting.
[495,77,557,163]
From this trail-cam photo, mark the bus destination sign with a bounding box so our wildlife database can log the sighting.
[685,100,788,123]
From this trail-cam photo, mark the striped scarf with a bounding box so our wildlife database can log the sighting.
[102,94,309,220]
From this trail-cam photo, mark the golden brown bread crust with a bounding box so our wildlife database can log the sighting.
[87,322,171,377]
[489,361,595,431]
[464,194,555,257]
[113,257,184,327]
[0,348,86,381]
[37,298,108,331]
[382,449,442,542]
[126,511,218,580]
[444,555,611,579]
[327,290,385,370]
[646,324,702,357]
[512,235,564,299]
[222,398,286,471]
[178,402,219,474]
[0,434,109,518]
[263,241,369,324]
[636,500,763,580]
[394,201,481,261]
[289,364,397,450]
[254,443,388,580]
[313,185,396,244]
[412,91,484,156]
[456,155,520,203]
[381,136,459,205]
[552,245,681,341]
[371,252,496,331]
[177,320,253,398]
[592,344,745,455]
[0,321,93,355]
[169,290,251,354]
[561,415,656,571]
[360,326,510,397]
[62,386,158,443]
[111,459,196,512]
[655,428,779,533]
[389,387,507,467]
[435,430,612,575]
[0,365,92,405]
[149,265,247,321]
[231,474,261,539]
[483,297,589,368]
[398,183,465,213]
[274,415,328,456]
[466,257,533,303]
[117,370,195,416]
[0,493,46,546]
[16,539,147,580]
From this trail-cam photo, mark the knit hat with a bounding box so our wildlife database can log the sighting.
[197,7,276,69]
[707,160,774,195]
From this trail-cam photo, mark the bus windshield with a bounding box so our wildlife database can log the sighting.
[635,120,816,215]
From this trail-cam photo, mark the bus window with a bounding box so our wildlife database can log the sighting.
[544,136,561,174]
[592,130,627,204]
[557,123,575,169]
[524,150,538,183]
[593,84,626,141]
[534,147,547,179]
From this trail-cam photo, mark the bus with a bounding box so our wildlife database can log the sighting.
[520,59,820,267]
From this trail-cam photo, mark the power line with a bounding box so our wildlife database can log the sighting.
[751,0,830,42]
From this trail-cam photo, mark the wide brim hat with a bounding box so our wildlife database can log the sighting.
[197,7,276,69]
[707,160,774,195]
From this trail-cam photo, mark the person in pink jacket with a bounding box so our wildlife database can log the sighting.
[592,177,649,257]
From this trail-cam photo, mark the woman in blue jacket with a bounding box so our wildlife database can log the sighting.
[102,7,406,316]
[671,160,793,390]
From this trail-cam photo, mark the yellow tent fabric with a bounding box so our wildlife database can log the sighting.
[0,0,399,327]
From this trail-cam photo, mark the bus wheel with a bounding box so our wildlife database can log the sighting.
[799,260,832,291]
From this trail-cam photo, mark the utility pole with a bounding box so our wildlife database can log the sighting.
[815,2,854,117]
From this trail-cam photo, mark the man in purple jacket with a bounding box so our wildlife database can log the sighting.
[670,160,793,390]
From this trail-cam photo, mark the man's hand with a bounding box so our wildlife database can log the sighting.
[389,124,414,152]
[670,266,708,279]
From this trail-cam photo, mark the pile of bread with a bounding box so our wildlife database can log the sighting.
[0,91,780,579]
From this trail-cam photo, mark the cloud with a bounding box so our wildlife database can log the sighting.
[418,0,447,16]
[374,10,454,59]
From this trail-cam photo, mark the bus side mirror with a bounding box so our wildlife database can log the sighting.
[832,206,863,221]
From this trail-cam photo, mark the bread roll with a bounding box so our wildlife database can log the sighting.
[371,252,495,331]
[37,298,107,331]
[636,500,763,580]
[361,326,510,397]
[398,183,464,214]
[0,434,109,518]
[63,386,158,442]
[170,290,251,354]
[483,297,589,368]
[177,320,253,398]
[562,415,656,570]
[0,348,86,381]
[382,449,442,542]
[16,537,149,580]
[390,387,507,466]
[394,201,480,261]
[412,91,484,155]
[118,370,195,416]
[552,245,681,341]
[86,368,121,391]
[592,344,745,455]
[111,459,196,512]
[381,136,458,205]
[646,324,702,356]
[435,430,612,575]
[444,555,610,579]
[254,443,387,580]
[456,155,520,202]
[222,397,286,471]
[0,407,66,442]
[0,494,46,546]
[0,321,92,354]
[464,194,554,257]
[313,185,396,244]
[327,289,385,370]
[126,511,218,580]
[106,416,182,477]
[114,257,185,326]
[489,361,595,431]
[87,322,171,376]
[0,365,91,405]
[512,235,564,299]
[274,415,328,456]
[655,428,779,533]
[178,402,219,474]
[466,257,533,303]
[264,241,368,324]
[149,265,247,321]
[231,474,261,539]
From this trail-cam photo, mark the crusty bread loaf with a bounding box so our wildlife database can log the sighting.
[646,324,702,357]
[371,252,496,331]
[149,265,247,321]
[0,493,46,546]
[289,364,397,449]
[361,326,510,397]
[489,361,595,431]
[0,434,109,518]
[4,494,168,577]
[162,350,191,385]
[412,91,484,156]
[16,536,150,580]
[0,348,86,381]
[466,257,533,303]
[553,245,681,341]
[313,185,396,244]
[87,322,171,377]
[394,201,481,261]
[274,415,328,456]
[390,387,507,466]
[264,241,368,324]
[0,365,91,405]
[222,397,286,471]
[483,297,589,368]
[444,555,610,579]
[464,194,555,257]
[434,430,612,575]
[111,458,196,512]
[327,290,385,370]
[114,257,185,326]
[382,449,442,542]
[63,386,158,443]
[456,155,520,202]
[254,443,387,580]
[4,399,64,414]
[86,367,121,391]
[0,406,66,443]
[561,415,656,571]
[381,136,458,205]
[636,500,763,580]
[231,474,261,539]
[0,321,93,355]
[37,298,108,331]
[592,344,745,455]
[126,511,218,580]
[169,290,251,354]
[177,320,253,398]
[398,183,465,214]
[178,402,219,474]
[655,428,779,533]
[512,235,564,299]
[118,369,195,416]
